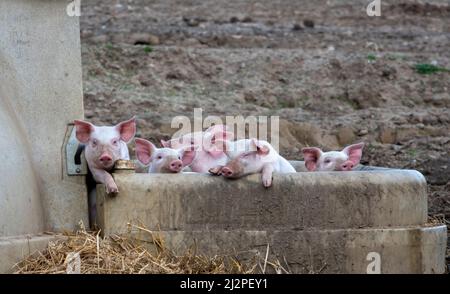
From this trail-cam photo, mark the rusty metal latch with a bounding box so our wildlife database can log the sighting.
[66,125,88,176]
[114,159,136,174]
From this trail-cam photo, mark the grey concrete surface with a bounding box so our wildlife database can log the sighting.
[97,170,428,234]
[127,225,447,274]
[0,234,63,273]
[96,168,447,273]
[0,0,88,233]
[0,96,45,237]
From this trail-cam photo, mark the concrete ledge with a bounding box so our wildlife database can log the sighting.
[96,166,447,273]
[0,234,61,273]
[128,225,447,274]
[98,169,427,234]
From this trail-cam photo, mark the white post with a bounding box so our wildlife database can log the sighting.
[0,0,88,234]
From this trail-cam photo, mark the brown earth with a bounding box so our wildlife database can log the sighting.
[79,0,450,270]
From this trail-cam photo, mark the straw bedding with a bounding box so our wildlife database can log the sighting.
[14,223,287,274]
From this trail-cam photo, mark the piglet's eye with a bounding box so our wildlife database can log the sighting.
[157,156,162,159]
[324,159,331,164]
[92,139,98,146]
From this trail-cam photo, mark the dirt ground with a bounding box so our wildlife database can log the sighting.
[79,0,450,269]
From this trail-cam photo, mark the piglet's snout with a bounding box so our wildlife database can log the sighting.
[340,161,354,171]
[169,160,183,172]
[99,153,113,164]
[221,167,234,177]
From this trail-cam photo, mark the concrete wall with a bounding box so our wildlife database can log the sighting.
[97,170,428,234]
[97,169,447,273]
[131,226,447,274]
[0,0,88,234]
[0,91,45,236]
[0,234,63,274]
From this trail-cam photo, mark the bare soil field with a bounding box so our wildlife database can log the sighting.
[79,0,450,269]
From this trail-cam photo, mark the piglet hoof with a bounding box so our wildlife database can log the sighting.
[106,182,119,195]
[262,178,272,188]
[208,166,223,176]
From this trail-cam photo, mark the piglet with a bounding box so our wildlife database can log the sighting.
[135,138,196,173]
[301,142,364,172]
[161,124,233,173]
[74,117,136,193]
[209,138,296,188]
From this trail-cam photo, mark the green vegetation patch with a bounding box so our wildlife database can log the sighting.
[414,63,449,75]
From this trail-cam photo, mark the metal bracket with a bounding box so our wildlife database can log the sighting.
[66,125,88,176]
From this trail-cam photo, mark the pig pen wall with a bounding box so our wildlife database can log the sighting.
[0,0,88,273]
[97,164,447,274]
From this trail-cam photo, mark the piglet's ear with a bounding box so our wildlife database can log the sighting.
[302,147,322,172]
[250,139,270,156]
[342,142,364,167]
[211,131,234,144]
[160,139,171,148]
[205,126,233,158]
[74,120,94,144]
[212,139,230,155]
[205,124,229,133]
[207,133,233,159]
[116,116,136,143]
[181,146,196,167]
[206,124,234,144]
[135,138,155,166]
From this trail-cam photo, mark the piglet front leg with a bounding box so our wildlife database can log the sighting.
[91,167,119,194]
[261,164,274,188]
[209,165,225,176]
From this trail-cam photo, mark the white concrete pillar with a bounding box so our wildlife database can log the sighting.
[0,0,88,233]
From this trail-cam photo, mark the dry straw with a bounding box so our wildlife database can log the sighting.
[13,222,288,274]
